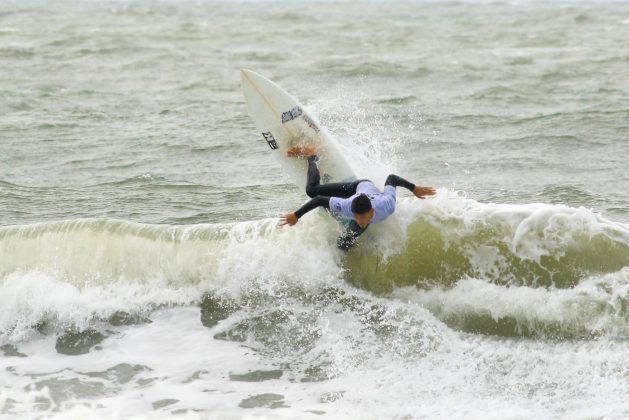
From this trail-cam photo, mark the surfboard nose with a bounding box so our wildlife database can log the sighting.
[240,68,258,89]
[240,69,268,87]
[240,68,249,84]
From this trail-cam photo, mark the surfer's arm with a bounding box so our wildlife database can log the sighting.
[295,196,330,218]
[385,174,415,191]
[280,196,330,226]
[385,174,436,199]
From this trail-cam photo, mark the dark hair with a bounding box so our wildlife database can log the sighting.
[351,194,372,214]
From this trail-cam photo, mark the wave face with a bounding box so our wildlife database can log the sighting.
[2,192,628,341]
[348,194,629,291]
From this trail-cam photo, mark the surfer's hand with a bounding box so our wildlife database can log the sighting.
[413,186,436,199]
[279,213,299,226]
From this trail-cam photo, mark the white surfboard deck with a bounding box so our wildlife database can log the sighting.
[240,69,357,188]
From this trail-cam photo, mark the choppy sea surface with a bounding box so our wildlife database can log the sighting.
[2,0,629,418]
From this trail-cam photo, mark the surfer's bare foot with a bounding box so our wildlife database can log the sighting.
[287,145,317,158]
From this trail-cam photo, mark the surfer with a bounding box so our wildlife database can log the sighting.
[280,145,436,250]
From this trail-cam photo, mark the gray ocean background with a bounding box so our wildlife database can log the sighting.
[2,1,629,418]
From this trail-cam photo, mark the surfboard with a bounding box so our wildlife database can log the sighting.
[240,69,357,188]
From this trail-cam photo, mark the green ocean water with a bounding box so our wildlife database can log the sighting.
[2,1,629,418]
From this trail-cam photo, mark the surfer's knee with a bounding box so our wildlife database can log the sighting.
[305,185,319,198]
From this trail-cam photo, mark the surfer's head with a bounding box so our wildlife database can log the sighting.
[351,194,374,228]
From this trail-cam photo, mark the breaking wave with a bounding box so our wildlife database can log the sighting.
[1,191,628,340]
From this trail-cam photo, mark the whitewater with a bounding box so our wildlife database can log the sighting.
[2,0,629,418]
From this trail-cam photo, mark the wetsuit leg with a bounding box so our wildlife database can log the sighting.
[305,156,362,198]
[337,220,368,251]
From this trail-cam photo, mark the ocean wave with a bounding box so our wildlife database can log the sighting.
[512,108,629,126]
[1,192,628,339]
[315,60,428,78]
[0,46,35,58]
[3,193,627,289]
[467,85,527,101]
[346,192,629,291]
[92,174,197,188]
[0,216,338,291]
[375,95,418,105]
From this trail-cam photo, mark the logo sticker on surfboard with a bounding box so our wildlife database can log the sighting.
[262,132,279,150]
[281,106,302,124]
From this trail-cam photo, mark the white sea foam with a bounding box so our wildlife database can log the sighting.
[395,267,629,338]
